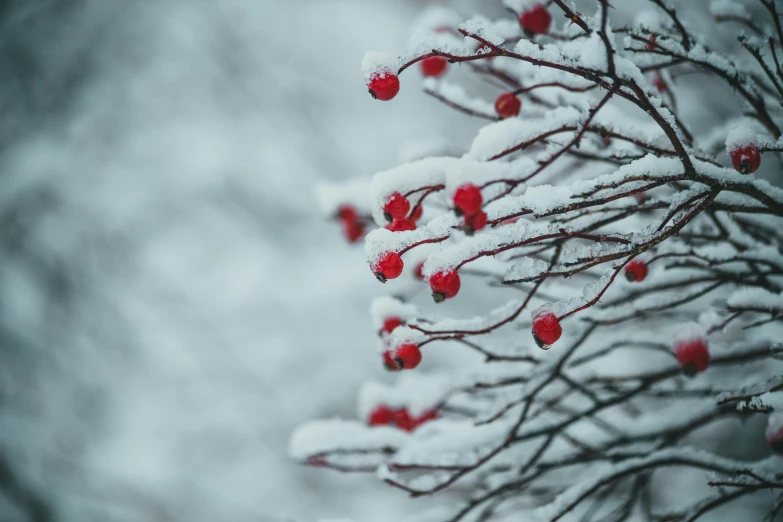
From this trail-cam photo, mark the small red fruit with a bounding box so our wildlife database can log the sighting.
[532,311,562,349]
[381,317,404,335]
[383,192,410,222]
[730,145,761,175]
[765,414,783,455]
[410,204,423,221]
[416,408,439,423]
[653,74,666,93]
[414,262,425,281]
[341,218,365,243]
[519,4,552,35]
[337,204,357,221]
[464,210,488,235]
[420,56,448,78]
[382,350,400,371]
[394,343,422,370]
[675,338,710,376]
[429,269,461,302]
[624,260,648,282]
[368,72,400,101]
[394,409,416,432]
[495,93,521,119]
[373,252,404,283]
[646,35,657,50]
[453,184,483,216]
[634,192,649,204]
[386,218,417,232]
[368,404,396,426]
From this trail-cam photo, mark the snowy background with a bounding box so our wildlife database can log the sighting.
[0,0,775,521]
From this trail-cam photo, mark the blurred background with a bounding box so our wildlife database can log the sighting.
[0,0,774,521]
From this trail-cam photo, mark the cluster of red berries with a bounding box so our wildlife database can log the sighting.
[382,343,422,371]
[336,205,365,243]
[495,92,521,119]
[729,145,761,175]
[367,5,550,103]
[453,183,487,235]
[383,192,421,232]
[368,404,438,432]
[674,337,710,376]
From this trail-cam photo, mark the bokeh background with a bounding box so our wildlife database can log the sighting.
[0,1,775,521]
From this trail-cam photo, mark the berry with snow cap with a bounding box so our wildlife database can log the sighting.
[368,72,400,101]
[380,317,404,335]
[453,184,483,216]
[495,93,521,119]
[624,260,648,282]
[674,337,710,376]
[519,4,551,35]
[393,343,422,370]
[429,269,461,302]
[532,311,562,349]
[420,56,448,78]
[373,252,404,283]
[383,192,410,222]
[730,145,761,175]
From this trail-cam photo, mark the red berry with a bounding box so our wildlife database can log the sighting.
[464,210,488,235]
[420,56,448,78]
[416,408,439,424]
[646,35,657,50]
[519,4,552,35]
[410,204,423,222]
[381,316,404,335]
[624,260,648,282]
[337,204,357,221]
[453,184,483,216]
[532,311,562,349]
[368,72,400,101]
[341,217,365,243]
[368,404,396,426]
[383,192,410,222]
[495,93,521,119]
[653,74,666,93]
[373,252,404,283]
[429,269,461,302]
[414,262,425,281]
[386,218,417,232]
[394,343,422,370]
[633,192,649,204]
[675,338,710,376]
[394,409,416,431]
[766,415,783,455]
[382,350,400,371]
[730,145,761,175]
